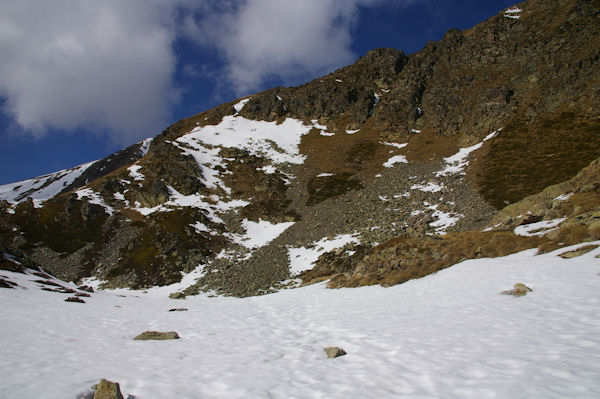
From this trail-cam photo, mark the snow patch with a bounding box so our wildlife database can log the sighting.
[288,234,360,275]
[381,142,408,149]
[233,98,251,113]
[138,138,153,157]
[411,182,444,193]
[436,130,500,177]
[428,204,463,234]
[76,188,114,215]
[554,193,573,202]
[504,7,522,19]
[178,116,311,167]
[383,155,408,168]
[226,219,295,250]
[127,164,145,181]
[514,218,566,237]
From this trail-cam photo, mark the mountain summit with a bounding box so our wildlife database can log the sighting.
[1,0,599,296]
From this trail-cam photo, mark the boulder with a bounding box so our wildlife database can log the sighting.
[133,331,180,340]
[324,347,347,358]
[93,379,124,399]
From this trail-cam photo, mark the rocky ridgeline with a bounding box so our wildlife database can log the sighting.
[1,0,599,296]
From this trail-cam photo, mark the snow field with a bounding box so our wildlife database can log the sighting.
[1,243,600,398]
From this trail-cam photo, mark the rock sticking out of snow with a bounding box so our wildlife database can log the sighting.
[93,379,124,399]
[133,331,180,340]
[501,283,532,297]
[324,347,347,358]
[65,296,85,303]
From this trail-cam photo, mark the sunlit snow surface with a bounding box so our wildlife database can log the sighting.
[1,244,599,398]
[179,116,312,166]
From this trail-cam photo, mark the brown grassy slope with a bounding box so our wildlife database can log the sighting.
[301,231,543,288]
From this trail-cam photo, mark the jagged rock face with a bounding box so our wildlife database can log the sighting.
[0,0,599,296]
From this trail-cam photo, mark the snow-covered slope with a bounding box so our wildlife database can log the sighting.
[1,243,599,399]
[0,161,96,204]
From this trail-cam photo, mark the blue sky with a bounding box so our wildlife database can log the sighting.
[0,0,517,185]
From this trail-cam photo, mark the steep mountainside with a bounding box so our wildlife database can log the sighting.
[1,0,599,297]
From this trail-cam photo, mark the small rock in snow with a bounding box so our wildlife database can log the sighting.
[168,308,188,312]
[65,296,86,303]
[324,347,347,358]
[133,331,180,340]
[501,283,532,297]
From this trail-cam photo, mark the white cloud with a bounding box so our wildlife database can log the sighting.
[0,0,184,143]
[0,0,414,144]
[184,0,412,94]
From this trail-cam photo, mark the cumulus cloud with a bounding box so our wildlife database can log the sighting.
[0,0,184,143]
[0,0,414,143]
[184,0,413,94]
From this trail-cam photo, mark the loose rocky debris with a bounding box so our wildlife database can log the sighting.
[324,347,347,358]
[93,379,124,399]
[75,292,91,297]
[168,308,188,312]
[501,283,532,297]
[133,331,180,340]
[65,296,86,303]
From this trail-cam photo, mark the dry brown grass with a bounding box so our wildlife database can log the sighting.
[304,231,544,289]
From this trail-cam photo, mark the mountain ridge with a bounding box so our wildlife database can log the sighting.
[1,0,599,297]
